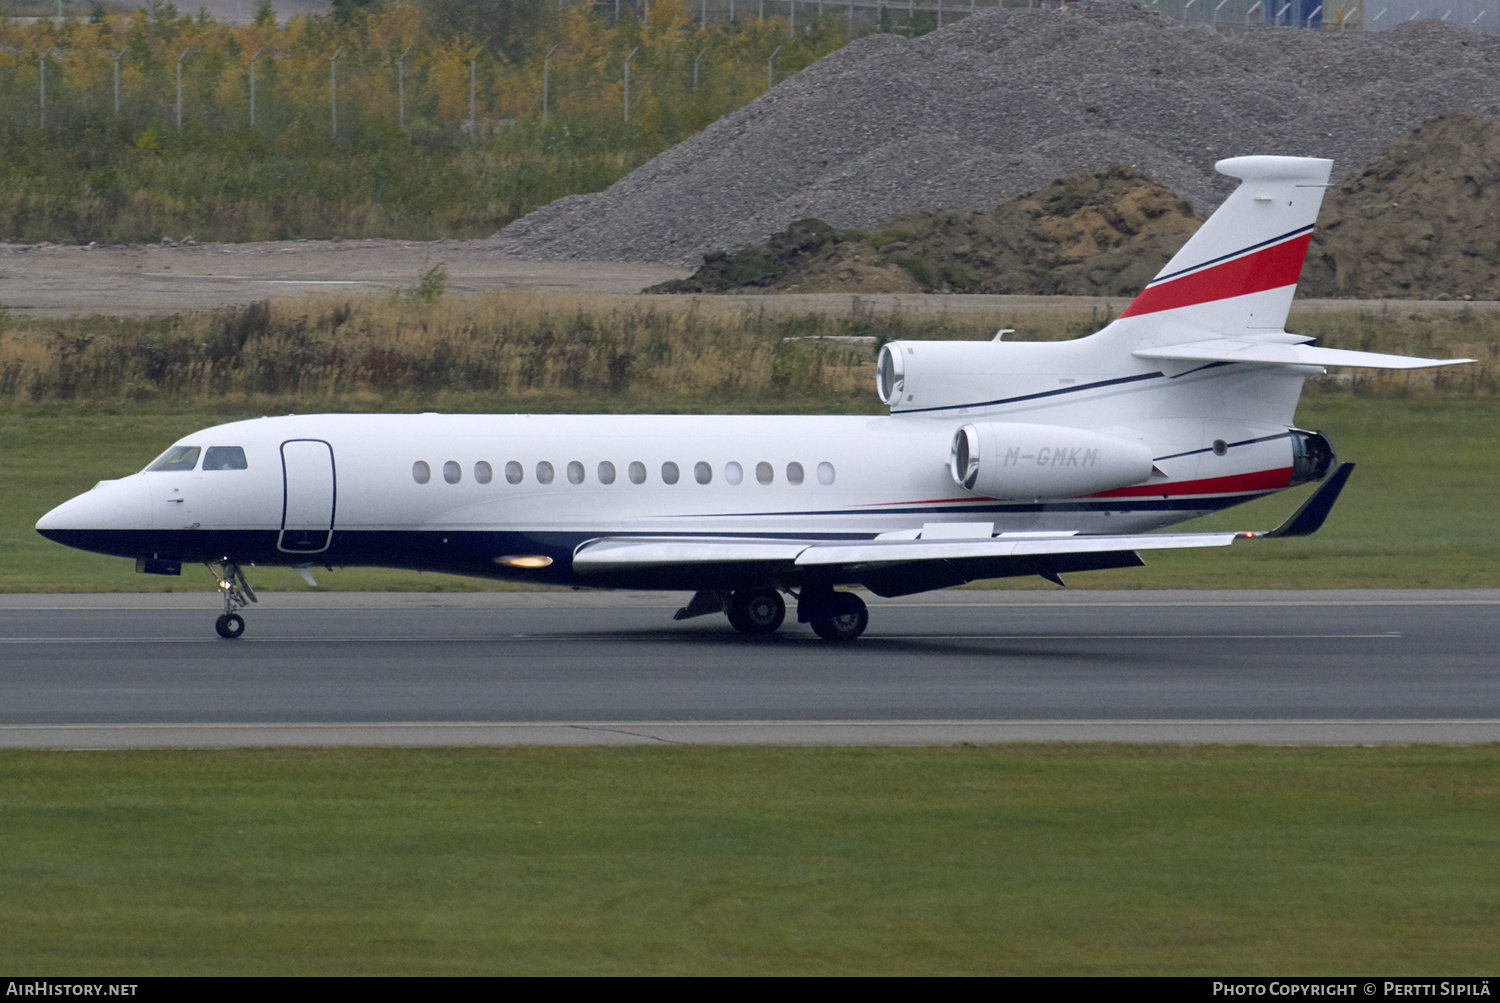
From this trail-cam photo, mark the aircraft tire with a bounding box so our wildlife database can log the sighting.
[726,588,786,634]
[810,592,868,642]
[215,613,245,639]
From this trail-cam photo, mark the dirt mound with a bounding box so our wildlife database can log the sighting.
[497,1,1500,267]
[1303,112,1500,299]
[649,166,1201,295]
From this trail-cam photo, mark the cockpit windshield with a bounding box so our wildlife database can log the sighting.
[203,446,248,470]
[145,445,201,472]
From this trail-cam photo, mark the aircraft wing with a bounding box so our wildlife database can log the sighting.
[1133,339,1473,369]
[571,530,1237,571]
[570,462,1356,596]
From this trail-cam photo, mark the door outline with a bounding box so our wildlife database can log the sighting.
[278,439,336,554]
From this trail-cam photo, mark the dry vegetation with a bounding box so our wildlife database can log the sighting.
[1,293,1496,413]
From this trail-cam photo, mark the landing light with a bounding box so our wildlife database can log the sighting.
[494,555,553,569]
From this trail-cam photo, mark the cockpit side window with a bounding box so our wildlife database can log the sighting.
[203,446,248,471]
[146,445,201,472]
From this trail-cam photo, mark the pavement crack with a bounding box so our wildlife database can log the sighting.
[568,724,684,745]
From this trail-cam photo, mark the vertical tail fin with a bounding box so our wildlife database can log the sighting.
[1111,156,1333,337]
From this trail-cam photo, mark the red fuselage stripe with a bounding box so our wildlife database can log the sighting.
[1090,467,1293,498]
[857,467,1294,506]
[1118,233,1313,318]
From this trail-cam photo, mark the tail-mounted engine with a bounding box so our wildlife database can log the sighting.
[950,422,1155,500]
[878,339,1064,412]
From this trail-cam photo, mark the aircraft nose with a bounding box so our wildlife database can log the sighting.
[36,475,154,539]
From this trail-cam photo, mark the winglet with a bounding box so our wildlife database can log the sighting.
[1261,462,1355,538]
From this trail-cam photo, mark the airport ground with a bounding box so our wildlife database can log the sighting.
[1,259,1496,974]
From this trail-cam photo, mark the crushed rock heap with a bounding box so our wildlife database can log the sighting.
[648,166,1201,296]
[497,0,1500,268]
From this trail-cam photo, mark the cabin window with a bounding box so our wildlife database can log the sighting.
[787,462,805,485]
[628,461,646,485]
[412,460,431,484]
[694,461,712,485]
[817,461,836,486]
[536,461,555,485]
[505,461,523,485]
[661,461,680,485]
[756,461,774,485]
[475,461,493,484]
[725,461,743,485]
[147,446,201,472]
[567,461,585,485]
[443,461,462,484]
[598,461,616,485]
[203,446,248,471]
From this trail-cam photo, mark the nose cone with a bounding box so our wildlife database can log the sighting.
[36,475,154,552]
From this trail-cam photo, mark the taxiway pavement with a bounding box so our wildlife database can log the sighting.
[1,590,1496,747]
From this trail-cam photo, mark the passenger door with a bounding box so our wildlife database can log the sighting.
[278,439,336,554]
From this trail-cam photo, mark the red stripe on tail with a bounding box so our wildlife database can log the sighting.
[1119,234,1312,319]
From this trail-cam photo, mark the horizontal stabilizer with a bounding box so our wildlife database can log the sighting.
[1133,339,1474,370]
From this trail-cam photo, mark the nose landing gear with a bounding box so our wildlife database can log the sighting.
[208,562,257,639]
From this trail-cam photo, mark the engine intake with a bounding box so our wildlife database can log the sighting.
[950,422,1155,500]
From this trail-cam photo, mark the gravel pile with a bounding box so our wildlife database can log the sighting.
[495,0,1500,267]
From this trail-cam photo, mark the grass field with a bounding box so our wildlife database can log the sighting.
[1,744,1496,975]
[3,396,1496,592]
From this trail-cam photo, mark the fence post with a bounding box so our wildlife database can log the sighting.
[177,49,192,132]
[768,45,781,90]
[543,44,558,124]
[693,46,707,88]
[623,47,638,122]
[108,50,123,119]
[330,45,343,137]
[40,50,50,129]
[249,48,262,126]
[469,44,485,136]
[398,46,412,133]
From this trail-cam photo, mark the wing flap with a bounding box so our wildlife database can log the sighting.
[572,537,809,570]
[1134,338,1473,370]
[794,532,1235,566]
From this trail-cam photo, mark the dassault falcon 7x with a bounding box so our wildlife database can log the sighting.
[37,156,1472,640]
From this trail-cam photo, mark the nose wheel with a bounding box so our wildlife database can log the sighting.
[207,561,257,639]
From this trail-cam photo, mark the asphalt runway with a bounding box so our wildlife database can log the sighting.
[1,590,1497,747]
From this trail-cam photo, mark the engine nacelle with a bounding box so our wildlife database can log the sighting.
[950,422,1155,500]
[878,339,1073,412]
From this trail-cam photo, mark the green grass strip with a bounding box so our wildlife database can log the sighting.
[1,744,1497,975]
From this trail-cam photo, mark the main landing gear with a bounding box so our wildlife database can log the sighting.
[799,587,868,642]
[672,586,868,641]
[726,588,786,634]
[208,561,256,639]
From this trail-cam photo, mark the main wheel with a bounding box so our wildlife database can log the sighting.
[810,592,868,642]
[215,613,245,639]
[726,588,786,634]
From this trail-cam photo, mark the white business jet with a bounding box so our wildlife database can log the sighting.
[37,156,1472,640]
